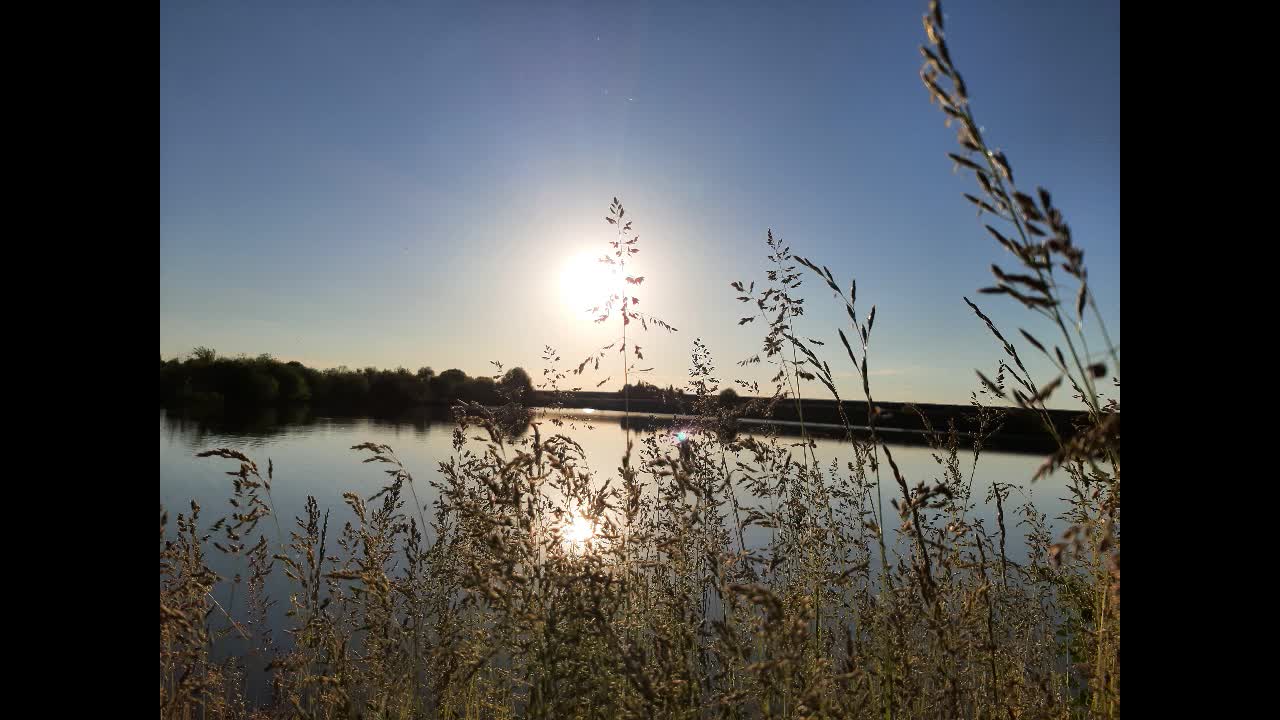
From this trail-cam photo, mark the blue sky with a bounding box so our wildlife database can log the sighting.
[160,0,1119,406]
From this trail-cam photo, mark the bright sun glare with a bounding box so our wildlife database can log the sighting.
[562,513,596,549]
[560,251,619,315]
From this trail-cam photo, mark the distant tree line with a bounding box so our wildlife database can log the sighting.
[159,347,534,414]
[619,380,677,399]
[618,381,740,407]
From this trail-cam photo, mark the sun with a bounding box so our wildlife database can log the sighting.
[560,251,619,316]
[561,512,597,551]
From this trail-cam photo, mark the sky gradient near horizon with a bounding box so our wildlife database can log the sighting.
[161,0,1119,407]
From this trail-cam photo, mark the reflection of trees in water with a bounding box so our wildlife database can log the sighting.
[160,405,453,447]
[163,407,297,448]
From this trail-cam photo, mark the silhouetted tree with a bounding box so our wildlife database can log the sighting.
[272,364,311,403]
[622,381,663,399]
[499,367,534,405]
[431,369,469,400]
[462,376,500,405]
[325,368,370,409]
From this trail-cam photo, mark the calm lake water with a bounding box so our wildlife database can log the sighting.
[161,405,1070,694]
[161,405,1068,560]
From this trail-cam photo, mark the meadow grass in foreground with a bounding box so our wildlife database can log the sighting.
[161,3,1119,717]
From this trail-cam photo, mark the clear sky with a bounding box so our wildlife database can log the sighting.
[160,0,1119,407]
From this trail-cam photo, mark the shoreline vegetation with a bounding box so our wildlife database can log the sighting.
[161,4,1118,718]
[159,354,1088,454]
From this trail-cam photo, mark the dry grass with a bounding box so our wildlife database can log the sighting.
[161,3,1118,717]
